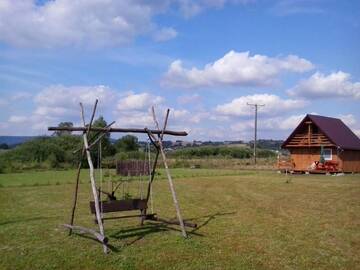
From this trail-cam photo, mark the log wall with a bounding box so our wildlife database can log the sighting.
[289,148,360,172]
[340,150,360,172]
[289,147,341,171]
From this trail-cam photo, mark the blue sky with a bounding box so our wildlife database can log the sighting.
[0,0,359,140]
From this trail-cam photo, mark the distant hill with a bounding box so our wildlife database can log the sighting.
[248,139,284,150]
[0,136,38,146]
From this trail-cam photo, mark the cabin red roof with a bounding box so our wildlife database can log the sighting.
[282,114,360,150]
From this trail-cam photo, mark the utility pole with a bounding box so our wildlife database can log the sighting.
[247,103,265,165]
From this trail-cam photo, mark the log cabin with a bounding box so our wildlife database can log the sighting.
[281,114,360,173]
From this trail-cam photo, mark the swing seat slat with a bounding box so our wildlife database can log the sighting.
[90,199,147,214]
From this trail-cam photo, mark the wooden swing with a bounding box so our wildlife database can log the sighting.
[90,150,153,225]
[48,100,196,254]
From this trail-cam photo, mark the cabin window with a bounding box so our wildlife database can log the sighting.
[323,149,332,160]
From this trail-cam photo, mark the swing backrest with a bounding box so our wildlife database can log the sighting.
[116,160,150,176]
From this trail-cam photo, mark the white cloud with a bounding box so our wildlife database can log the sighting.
[216,94,308,117]
[270,0,325,16]
[161,51,314,89]
[0,122,10,134]
[337,114,360,137]
[338,114,357,126]
[0,0,255,48]
[230,114,306,140]
[30,85,116,132]
[177,0,253,18]
[115,110,155,127]
[261,114,306,131]
[288,71,360,99]
[15,87,167,133]
[153,27,178,42]
[177,94,202,105]
[11,92,32,101]
[170,108,209,124]
[0,98,8,107]
[117,93,164,111]
[0,0,168,48]
[34,85,115,115]
[8,115,28,124]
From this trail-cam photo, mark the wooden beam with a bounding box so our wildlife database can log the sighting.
[80,102,108,254]
[62,224,108,244]
[151,107,188,238]
[48,126,188,136]
[284,144,335,147]
[68,157,83,235]
[68,101,99,235]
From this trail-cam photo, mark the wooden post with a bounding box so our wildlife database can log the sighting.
[145,140,159,203]
[152,107,187,238]
[68,156,83,235]
[308,122,312,146]
[80,102,108,253]
[63,224,108,244]
[68,120,114,235]
[247,103,264,165]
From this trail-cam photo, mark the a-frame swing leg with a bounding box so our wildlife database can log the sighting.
[140,141,159,226]
[80,101,108,254]
[68,157,83,235]
[68,120,115,236]
[151,107,188,238]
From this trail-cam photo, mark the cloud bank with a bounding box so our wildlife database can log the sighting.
[288,71,360,99]
[162,51,314,89]
[0,0,253,48]
[216,94,308,117]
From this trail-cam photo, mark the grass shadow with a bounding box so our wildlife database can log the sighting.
[70,232,120,253]
[109,223,168,249]
[0,216,54,226]
[186,211,236,233]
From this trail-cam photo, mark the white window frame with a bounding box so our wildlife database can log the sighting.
[323,149,332,161]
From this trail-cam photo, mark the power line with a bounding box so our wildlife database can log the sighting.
[247,103,265,165]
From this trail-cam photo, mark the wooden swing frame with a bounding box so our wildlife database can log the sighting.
[48,100,196,253]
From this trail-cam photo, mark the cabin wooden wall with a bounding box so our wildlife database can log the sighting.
[340,150,360,172]
[289,148,360,172]
[289,147,340,171]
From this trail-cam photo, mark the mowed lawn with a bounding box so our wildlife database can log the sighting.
[0,169,359,270]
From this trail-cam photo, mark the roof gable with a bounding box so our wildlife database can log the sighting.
[282,114,360,150]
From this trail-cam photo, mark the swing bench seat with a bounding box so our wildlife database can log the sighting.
[89,198,147,214]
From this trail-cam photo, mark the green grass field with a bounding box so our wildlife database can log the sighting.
[0,169,359,270]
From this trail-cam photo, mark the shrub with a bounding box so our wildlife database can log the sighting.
[169,146,257,159]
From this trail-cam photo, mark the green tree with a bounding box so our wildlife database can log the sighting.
[54,122,74,136]
[90,116,116,158]
[115,135,139,152]
[0,143,9,149]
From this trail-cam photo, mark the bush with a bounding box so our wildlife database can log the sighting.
[0,135,83,172]
[169,146,256,159]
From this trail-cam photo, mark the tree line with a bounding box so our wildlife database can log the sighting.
[168,146,275,159]
[0,116,277,173]
[0,116,139,173]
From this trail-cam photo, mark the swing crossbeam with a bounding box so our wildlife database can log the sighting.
[48,126,188,136]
